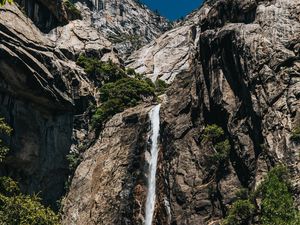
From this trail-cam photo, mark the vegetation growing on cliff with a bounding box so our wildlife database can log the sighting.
[223,165,300,225]
[201,124,230,165]
[0,118,61,225]
[77,55,127,83]
[256,166,299,225]
[92,77,155,126]
[223,199,255,225]
[154,79,169,95]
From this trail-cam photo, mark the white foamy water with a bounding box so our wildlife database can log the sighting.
[145,104,161,225]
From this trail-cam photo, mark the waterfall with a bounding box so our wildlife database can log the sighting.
[145,104,161,225]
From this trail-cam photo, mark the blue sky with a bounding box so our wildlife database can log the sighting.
[141,0,203,21]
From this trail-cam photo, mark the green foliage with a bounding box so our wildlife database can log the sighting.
[77,55,126,83]
[223,166,300,225]
[202,124,224,143]
[0,177,60,225]
[256,165,299,225]
[77,55,157,127]
[211,139,230,162]
[222,200,255,225]
[154,79,169,95]
[0,118,12,162]
[92,98,124,126]
[66,152,82,172]
[290,126,300,144]
[202,124,230,165]
[92,78,155,126]
[99,78,155,103]
[0,118,12,135]
[0,0,13,6]
[235,188,249,200]
[0,194,60,225]
[0,177,19,196]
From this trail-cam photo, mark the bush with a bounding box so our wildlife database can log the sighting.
[222,200,255,225]
[0,177,19,196]
[99,78,155,103]
[92,78,155,127]
[0,194,61,225]
[223,166,300,225]
[126,68,137,76]
[201,124,230,165]
[202,124,225,143]
[77,55,126,83]
[256,165,299,225]
[77,56,157,127]
[290,126,300,144]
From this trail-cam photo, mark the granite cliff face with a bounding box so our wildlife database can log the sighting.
[86,0,170,57]
[0,0,299,224]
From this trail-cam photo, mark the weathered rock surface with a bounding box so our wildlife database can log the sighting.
[86,0,171,58]
[47,3,114,61]
[126,25,197,83]
[126,3,209,83]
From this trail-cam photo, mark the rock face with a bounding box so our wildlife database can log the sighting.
[1,0,300,224]
[86,0,170,57]
[126,3,209,83]
[126,25,197,83]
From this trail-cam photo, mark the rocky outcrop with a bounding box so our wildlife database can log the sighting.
[47,3,114,61]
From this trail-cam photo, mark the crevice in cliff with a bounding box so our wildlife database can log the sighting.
[199,29,265,188]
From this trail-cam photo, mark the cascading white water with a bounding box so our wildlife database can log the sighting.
[145,104,161,225]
